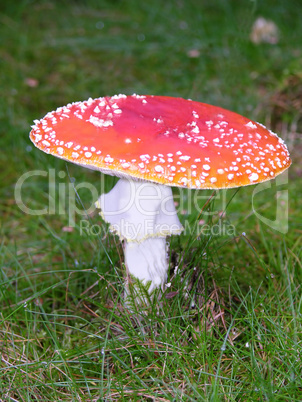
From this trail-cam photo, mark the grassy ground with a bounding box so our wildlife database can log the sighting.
[1,0,302,400]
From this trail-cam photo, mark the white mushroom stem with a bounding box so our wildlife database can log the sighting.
[95,178,183,294]
[124,238,170,293]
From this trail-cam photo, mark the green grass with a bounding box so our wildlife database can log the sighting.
[1,0,302,400]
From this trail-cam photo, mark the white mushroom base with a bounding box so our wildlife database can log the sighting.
[96,178,183,298]
[124,238,169,293]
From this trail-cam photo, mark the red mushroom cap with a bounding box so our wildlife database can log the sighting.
[30,94,291,189]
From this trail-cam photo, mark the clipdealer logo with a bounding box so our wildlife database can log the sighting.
[14,168,290,234]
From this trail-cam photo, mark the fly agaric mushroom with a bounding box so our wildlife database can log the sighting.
[29,94,291,296]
